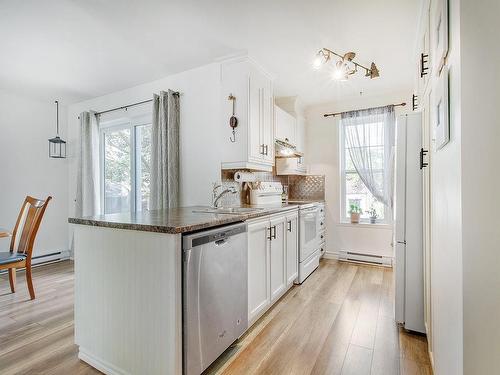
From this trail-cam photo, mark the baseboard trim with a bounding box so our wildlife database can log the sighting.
[79,347,129,375]
[323,251,338,260]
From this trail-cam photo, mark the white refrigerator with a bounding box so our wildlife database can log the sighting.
[394,113,425,333]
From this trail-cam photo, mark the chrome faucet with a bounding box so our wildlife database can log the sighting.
[212,185,238,208]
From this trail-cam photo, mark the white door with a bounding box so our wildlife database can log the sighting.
[404,113,425,334]
[270,215,286,302]
[422,87,433,352]
[247,218,270,323]
[248,74,263,163]
[285,213,298,285]
[261,78,274,165]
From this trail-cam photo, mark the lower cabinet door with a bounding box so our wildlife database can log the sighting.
[286,213,299,285]
[270,216,286,302]
[247,219,271,323]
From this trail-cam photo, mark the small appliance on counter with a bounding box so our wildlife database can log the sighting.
[249,182,283,206]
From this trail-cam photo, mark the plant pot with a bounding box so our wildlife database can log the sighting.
[350,212,360,224]
[370,217,377,224]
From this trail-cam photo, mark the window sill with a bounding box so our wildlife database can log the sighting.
[337,222,393,230]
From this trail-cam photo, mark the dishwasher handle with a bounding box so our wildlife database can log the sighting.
[182,222,247,250]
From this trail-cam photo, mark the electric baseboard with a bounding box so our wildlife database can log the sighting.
[338,250,392,267]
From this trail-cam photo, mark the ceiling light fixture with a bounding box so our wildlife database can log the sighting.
[314,48,380,80]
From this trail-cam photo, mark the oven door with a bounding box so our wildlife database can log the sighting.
[299,207,319,262]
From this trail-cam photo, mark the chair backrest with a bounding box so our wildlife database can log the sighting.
[10,196,52,260]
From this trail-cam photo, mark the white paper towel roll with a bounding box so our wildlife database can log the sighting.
[234,171,256,182]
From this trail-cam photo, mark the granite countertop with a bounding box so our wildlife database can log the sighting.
[68,204,300,234]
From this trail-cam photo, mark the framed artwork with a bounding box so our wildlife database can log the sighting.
[431,0,449,74]
[432,65,449,150]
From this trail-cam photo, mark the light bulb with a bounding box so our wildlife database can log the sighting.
[313,56,323,69]
[332,68,343,80]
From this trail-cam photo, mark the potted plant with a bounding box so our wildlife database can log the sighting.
[349,204,362,224]
[366,207,378,224]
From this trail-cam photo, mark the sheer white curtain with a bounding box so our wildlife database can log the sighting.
[341,105,396,209]
[76,111,100,217]
[150,90,180,210]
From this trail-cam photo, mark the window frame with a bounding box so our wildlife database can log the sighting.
[339,120,392,225]
[99,113,151,214]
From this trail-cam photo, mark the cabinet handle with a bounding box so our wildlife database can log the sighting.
[272,225,277,239]
[412,94,418,111]
[264,144,269,156]
[260,144,265,155]
[287,220,292,232]
[267,227,272,240]
[420,53,429,78]
[420,148,429,169]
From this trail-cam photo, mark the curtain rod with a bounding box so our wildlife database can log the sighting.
[323,102,406,118]
[95,91,180,117]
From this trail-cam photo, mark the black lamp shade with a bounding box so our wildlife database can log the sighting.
[48,136,67,158]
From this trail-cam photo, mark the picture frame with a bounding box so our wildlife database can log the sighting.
[432,65,449,150]
[431,0,449,74]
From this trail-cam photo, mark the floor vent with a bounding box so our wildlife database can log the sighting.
[338,250,392,267]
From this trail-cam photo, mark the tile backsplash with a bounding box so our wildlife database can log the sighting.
[220,170,325,203]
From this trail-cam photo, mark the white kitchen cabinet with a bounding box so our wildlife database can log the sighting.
[269,215,286,302]
[247,209,298,325]
[220,56,275,172]
[296,116,306,153]
[274,105,296,146]
[247,218,271,323]
[285,212,298,285]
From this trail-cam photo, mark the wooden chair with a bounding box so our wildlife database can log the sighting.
[0,196,52,300]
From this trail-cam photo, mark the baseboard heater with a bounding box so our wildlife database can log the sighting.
[0,250,70,274]
[338,250,392,267]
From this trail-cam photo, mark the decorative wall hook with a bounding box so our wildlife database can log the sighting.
[228,94,238,143]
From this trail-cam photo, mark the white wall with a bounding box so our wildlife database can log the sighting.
[0,89,69,257]
[304,91,410,259]
[67,63,222,216]
[460,0,500,372]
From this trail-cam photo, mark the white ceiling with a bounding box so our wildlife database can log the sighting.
[0,0,420,105]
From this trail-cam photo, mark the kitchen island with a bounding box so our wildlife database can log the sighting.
[69,204,299,375]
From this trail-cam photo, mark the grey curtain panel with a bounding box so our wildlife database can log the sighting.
[76,111,100,217]
[150,90,180,210]
[341,105,396,209]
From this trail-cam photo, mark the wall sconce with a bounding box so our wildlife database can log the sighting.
[313,48,380,81]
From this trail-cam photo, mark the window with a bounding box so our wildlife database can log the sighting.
[340,120,391,224]
[100,115,152,214]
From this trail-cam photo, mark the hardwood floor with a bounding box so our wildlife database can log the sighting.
[0,259,432,375]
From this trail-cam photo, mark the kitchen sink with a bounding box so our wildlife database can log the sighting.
[193,207,263,215]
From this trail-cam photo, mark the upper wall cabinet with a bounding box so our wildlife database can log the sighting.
[220,56,274,172]
[275,105,296,146]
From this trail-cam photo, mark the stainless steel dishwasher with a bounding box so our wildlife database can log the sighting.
[183,222,248,375]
